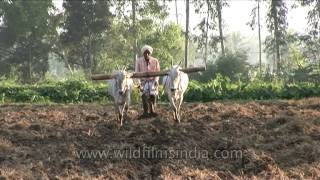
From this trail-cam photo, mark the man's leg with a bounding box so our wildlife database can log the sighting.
[141,93,149,116]
[149,95,158,116]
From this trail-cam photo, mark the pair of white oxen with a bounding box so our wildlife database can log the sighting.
[106,65,189,126]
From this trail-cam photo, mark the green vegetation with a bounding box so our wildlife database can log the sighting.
[1,0,320,102]
[185,75,320,102]
[1,75,319,104]
[0,80,107,104]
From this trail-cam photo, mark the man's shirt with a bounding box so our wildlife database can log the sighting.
[135,56,160,82]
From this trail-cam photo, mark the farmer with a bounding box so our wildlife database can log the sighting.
[135,45,160,118]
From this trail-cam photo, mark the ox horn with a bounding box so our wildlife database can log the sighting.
[91,74,116,80]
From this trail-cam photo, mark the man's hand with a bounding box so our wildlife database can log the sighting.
[138,84,144,92]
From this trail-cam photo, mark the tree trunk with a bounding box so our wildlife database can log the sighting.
[132,0,137,69]
[316,1,320,69]
[92,42,97,74]
[175,0,178,24]
[28,45,32,83]
[88,34,93,75]
[204,0,210,66]
[185,0,189,68]
[272,0,281,76]
[258,0,262,75]
[216,0,225,56]
[273,53,276,74]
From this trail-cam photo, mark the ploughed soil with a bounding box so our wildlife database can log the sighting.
[0,98,319,179]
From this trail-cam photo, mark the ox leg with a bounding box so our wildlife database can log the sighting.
[169,97,178,122]
[176,96,184,123]
[120,103,128,126]
[117,105,123,126]
[124,103,129,116]
[125,91,130,115]
[114,104,121,124]
[123,104,129,124]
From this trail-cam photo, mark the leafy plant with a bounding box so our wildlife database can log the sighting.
[0,76,320,104]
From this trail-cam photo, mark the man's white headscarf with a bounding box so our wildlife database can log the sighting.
[141,45,153,55]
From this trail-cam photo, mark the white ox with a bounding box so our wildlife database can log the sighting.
[107,70,134,126]
[162,65,189,123]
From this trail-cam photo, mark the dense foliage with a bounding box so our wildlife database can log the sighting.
[1,75,319,104]
[0,80,107,103]
[185,75,320,102]
[1,0,320,103]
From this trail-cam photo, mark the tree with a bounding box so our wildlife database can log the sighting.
[193,0,213,66]
[131,0,138,67]
[225,32,249,53]
[112,0,169,69]
[0,0,59,83]
[215,50,250,81]
[300,0,320,38]
[216,0,225,56]
[175,0,179,24]
[99,20,184,72]
[299,0,320,69]
[61,0,113,74]
[185,0,189,68]
[204,0,210,66]
[265,0,288,75]
[248,0,262,75]
[97,0,182,73]
[146,23,185,69]
[193,0,227,60]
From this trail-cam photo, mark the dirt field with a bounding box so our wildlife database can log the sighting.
[0,98,319,179]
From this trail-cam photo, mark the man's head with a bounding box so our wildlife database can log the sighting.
[143,50,150,61]
[141,45,153,61]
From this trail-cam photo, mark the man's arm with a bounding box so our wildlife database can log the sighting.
[135,58,142,89]
[154,59,160,83]
[135,58,140,73]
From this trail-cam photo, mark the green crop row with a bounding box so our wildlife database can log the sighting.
[0,80,108,103]
[0,76,320,104]
[185,75,320,102]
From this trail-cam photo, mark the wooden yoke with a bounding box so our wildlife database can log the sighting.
[180,66,206,73]
[131,71,169,78]
[91,66,206,80]
[91,74,116,80]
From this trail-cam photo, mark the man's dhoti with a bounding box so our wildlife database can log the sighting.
[141,80,158,96]
[140,80,158,115]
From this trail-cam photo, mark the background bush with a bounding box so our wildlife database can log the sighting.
[0,80,108,103]
[1,74,320,104]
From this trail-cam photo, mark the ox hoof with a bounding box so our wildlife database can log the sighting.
[150,112,158,117]
[138,113,149,119]
[176,118,181,123]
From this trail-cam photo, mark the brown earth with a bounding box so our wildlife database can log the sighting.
[0,98,319,179]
